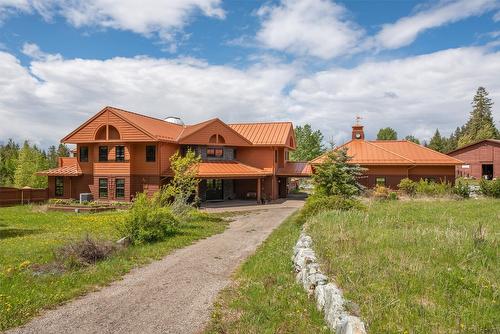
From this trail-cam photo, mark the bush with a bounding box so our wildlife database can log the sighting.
[398,178,417,196]
[297,194,364,223]
[120,193,179,244]
[479,179,500,198]
[453,180,470,199]
[56,235,116,268]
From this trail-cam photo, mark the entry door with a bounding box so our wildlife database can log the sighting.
[482,164,494,179]
[278,177,288,198]
[206,179,224,201]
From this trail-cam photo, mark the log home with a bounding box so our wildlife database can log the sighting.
[38,106,311,202]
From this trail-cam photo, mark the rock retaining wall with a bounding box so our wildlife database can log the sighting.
[293,233,367,334]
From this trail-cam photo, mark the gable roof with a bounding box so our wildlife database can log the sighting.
[447,139,500,155]
[178,118,253,146]
[62,106,295,147]
[228,122,294,147]
[311,140,463,165]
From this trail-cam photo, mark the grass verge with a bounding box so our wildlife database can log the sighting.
[307,199,500,333]
[0,205,229,331]
[205,211,328,334]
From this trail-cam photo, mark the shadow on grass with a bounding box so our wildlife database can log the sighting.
[0,228,42,240]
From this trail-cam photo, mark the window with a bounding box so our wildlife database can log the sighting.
[146,145,156,162]
[115,179,125,198]
[79,146,89,162]
[375,177,386,186]
[55,177,64,196]
[207,147,223,158]
[99,146,108,162]
[115,146,125,162]
[99,178,108,198]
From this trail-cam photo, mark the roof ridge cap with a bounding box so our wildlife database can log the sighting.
[111,106,184,127]
[405,140,464,162]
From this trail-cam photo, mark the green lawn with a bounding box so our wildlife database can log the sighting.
[205,212,328,334]
[0,205,228,331]
[307,199,500,333]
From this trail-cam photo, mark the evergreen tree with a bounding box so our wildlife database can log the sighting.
[290,124,325,161]
[312,148,365,198]
[428,129,446,152]
[404,135,420,144]
[458,87,499,147]
[376,127,397,140]
[47,145,58,168]
[57,144,70,158]
[0,139,20,186]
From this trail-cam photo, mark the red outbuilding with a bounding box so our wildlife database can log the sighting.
[447,139,500,180]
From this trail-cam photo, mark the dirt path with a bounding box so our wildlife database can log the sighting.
[8,203,302,334]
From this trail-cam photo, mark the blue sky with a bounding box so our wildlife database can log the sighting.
[0,0,499,148]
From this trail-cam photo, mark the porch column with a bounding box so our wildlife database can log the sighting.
[256,178,261,204]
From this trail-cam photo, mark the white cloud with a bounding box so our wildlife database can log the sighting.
[256,0,363,59]
[22,42,62,61]
[1,46,499,148]
[373,0,498,50]
[494,10,500,21]
[0,0,225,48]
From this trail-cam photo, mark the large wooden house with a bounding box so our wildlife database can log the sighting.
[38,106,311,202]
[310,124,463,188]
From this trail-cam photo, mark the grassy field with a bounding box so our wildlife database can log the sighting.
[0,205,228,331]
[307,199,500,333]
[205,212,328,334]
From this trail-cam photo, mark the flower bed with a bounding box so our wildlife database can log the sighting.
[47,199,131,213]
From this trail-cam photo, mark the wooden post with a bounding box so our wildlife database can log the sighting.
[257,178,261,204]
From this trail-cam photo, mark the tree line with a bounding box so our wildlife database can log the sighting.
[0,140,70,188]
[291,86,499,161]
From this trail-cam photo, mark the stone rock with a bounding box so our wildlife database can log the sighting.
[116,236,131,247]
[337,316,367,334]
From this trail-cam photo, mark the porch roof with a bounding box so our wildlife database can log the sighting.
[37,164,82,177]
[196,161,272,178]
[276,162,312,177]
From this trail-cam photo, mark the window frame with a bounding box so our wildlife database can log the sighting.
[99,178,108,198]
[55,176,64,197]
[207,147,223,158]
[146,145,156,162]
[99,146,108,162]
[79,146,89,162]
[375,177,386,187]
[115,178,125,199]
[115,145,125,162]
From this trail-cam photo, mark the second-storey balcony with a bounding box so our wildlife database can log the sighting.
[93,160,130,175]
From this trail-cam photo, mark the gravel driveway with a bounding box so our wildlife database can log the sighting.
[8,201,302,334]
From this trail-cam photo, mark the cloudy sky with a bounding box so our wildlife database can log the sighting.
[0,0,499,148]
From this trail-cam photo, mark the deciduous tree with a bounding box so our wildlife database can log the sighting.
[376,127,397,140]
[290,124,324,161]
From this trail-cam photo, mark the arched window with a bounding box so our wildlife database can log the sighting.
[217,134,225,144]
[209,134,225,144]
[95,125,121,140]
[209,134,217,143]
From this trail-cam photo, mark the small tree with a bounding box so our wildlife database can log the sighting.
[154,149,201,212]
[312,148,364,198]
[428,129,446,152]
[377,127,397,140]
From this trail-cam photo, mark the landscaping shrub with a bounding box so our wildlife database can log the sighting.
[55,235,116,268]
[372,185,398,200]
[297,194,364,223]
[479,179,500,198]
[398,178,417,196]
[453,180,471,198]
[120,193,179,244]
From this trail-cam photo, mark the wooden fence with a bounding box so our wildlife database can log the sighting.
[0,187,49,207]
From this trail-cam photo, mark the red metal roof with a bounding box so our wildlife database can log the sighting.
[228,122,294,146]
[311,140,463,165]
[196,161,272,178]
[37,164,82,176]
[277,162,312,176]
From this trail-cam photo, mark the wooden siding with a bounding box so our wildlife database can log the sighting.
[236,147,275,171]
[449,141,500,179]
[0,187,48,206]
[130,143,160,175]
[179,120,251,146]
[160,143,180,175]
[93,162,130,175]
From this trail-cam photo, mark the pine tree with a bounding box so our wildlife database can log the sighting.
[47,145,58,168]
[376,127,397,140]
[428,129,445,152]
[0,139,20,186]
[458,87,499,147]
[404,135,420,144]
[290,124,324,161]
[57,144,70,158]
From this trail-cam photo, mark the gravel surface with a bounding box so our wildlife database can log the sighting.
[8,204,301,334]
